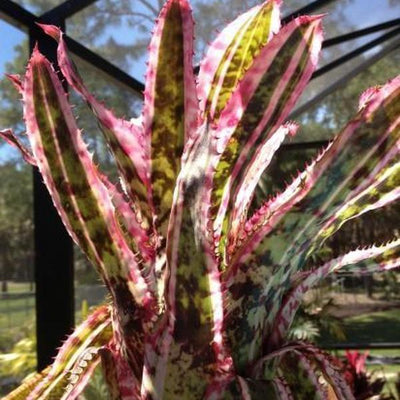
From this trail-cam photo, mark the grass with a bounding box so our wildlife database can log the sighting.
[0,283,35,333]
[2,282,33,293]
[344,308,400,345]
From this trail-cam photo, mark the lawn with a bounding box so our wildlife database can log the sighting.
[344,308,400,345]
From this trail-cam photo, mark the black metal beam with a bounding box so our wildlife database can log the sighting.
[0,0,37,30]
[192,17,400,75]
[0,0,144,96]
[41,0,100,22]
[290,35,400,119]
[29,20,75,372]
[313,26,400,79]
[324,18,400,48]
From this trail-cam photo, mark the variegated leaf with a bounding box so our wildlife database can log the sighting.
[209,15,322,251]
[141,131,229,399]
[198,0,281,121]
[23,306,111,400]
[23,47,155,309]
[224,77,400,373]
[142,0,198,237]
[40,24,155,239]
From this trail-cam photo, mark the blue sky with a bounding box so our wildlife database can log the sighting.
[0,21,27,76]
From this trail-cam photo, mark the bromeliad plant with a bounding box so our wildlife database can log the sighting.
[1,0,400,398]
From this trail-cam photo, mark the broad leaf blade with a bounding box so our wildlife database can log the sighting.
[198,0,281,121]
[210,15,323,248]
[142,133,228,399]
[23,48,154,307]
[143,0,198,237]
[40,25,155,237]
[23,306,111,399]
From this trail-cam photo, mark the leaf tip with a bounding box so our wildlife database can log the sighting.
[36,23,61,41]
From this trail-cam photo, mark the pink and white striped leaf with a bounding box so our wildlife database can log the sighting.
[24,306,111,400]
[23,47,155,308]
[142,0,198,237]
[197,0,281,121]
[39,24,154,236]
[23,49,159,389]
[209,15,323,249]
[0,128,36,165]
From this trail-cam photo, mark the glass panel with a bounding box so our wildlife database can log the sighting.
[68,0,398,83]
[292,45,399,143]
[9,0,68,14]
[70,57,142,316]
[281,0,316,15]
[0,21,36,396]
[320,0,400,41]
[315,0,400,69]
[67,0,331,82]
